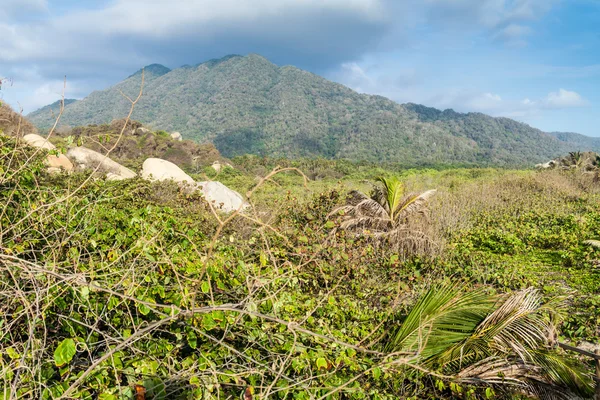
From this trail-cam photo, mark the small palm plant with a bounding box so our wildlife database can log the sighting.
[329,176,436,254]
[385,284,594,398]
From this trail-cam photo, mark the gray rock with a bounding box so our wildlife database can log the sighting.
[141,158,194,184]
[66,147,136,179]
[197,181,248,213]
[170,131,182,141]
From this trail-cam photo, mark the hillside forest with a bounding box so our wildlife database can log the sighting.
[27,55,600,167]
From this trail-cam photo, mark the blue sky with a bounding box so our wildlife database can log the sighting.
[1,0,599,135]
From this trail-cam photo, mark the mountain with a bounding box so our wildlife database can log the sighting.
[548,131,600,150]
[27,98,79,120]
[28,54,600,166]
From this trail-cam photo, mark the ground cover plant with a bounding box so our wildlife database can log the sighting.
[1,110,599,399]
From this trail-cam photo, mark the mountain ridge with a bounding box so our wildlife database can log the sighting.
[28,54,600,166]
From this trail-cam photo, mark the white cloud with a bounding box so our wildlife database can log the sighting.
[542,88,589,108]
[86,0,384,36]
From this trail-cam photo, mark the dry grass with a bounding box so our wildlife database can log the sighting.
[0,103,38,137]
[425,169,596,237]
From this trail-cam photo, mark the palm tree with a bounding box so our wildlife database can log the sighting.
[329,176,436,254]
[385,284,594,399]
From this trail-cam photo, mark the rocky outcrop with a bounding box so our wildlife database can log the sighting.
[141,158,194,184]
[197,181,248,213]
[58,121,226,171]
[66,147,136,179]
[170,132,182,141]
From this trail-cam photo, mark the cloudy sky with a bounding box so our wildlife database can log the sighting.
[1,0,599,135]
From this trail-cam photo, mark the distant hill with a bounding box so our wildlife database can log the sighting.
[28,54,600,166]
[548,131,600,150]
[27,98,78,121]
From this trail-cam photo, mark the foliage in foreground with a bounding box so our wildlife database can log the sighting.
[0,134,598,399]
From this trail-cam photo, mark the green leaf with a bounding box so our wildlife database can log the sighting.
[187,331,197,349]
[316,357,327,369]
[138,303,151,316]
[54,338,77,367]
[5,347,19,360]
[201,281,210,294]
[372,367,382,379]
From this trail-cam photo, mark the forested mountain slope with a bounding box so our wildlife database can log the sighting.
[28,54,600,166]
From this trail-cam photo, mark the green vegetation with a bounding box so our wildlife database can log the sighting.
[27,54,600,166]
[329,176,437,254]
[1,125,599,399]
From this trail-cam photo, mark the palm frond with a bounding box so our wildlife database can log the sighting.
[394,189,437,222]
[466,289,544,358]
[377,176,405,221]
[340,216,392,232]
[527,348,594,398]
[457,356,535,386]
[355,198,390,220]
[584,239,600,248]
[389,285,594,398]
[346,189,370,206]
[386,284,493,357]
[328,197,388,222]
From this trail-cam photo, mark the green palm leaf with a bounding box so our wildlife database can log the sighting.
[377,176,405,221]
[386,285,594,398]
[386,284,493,357]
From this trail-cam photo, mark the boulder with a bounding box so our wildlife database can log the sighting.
[46,154,73,172]
[141,158,194,184]
[23,134,55,150]
[140,158,247,212]
[211,161,222,173]
[66,147,137,179]
[22,133,73,174]
[170,131,182,141]
[197,181,248,213]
